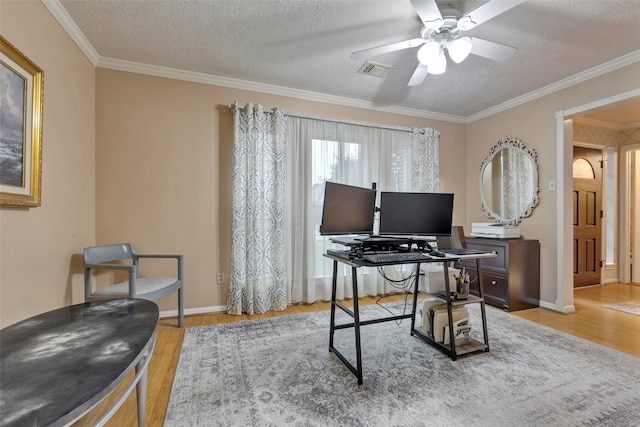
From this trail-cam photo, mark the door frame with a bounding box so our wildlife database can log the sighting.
[620,143,640,283]
[555,88,640,314]
[573,142,606,286]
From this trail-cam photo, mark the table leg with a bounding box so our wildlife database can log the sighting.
[476,258,490,351]
[329,259,338,351]
[351,266,363,385]
[410,262,422,335]
[135,348,149,427]
[443,262,458,360]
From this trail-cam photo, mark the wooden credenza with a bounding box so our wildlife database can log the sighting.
[457,237,540,312]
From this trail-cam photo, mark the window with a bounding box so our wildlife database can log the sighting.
[286,115,439,304]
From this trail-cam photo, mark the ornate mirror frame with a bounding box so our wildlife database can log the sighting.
[479,136,540,225]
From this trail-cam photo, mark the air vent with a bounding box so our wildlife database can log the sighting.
[357,61,393,78]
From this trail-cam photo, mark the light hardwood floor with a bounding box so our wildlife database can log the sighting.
[75,282,640,426]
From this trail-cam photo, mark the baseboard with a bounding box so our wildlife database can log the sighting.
[538,299,575,314]
[160,305,227,319]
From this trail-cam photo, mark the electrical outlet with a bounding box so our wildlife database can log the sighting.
[217,272,225,284]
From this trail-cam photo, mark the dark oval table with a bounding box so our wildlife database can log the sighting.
[0,298,159,426]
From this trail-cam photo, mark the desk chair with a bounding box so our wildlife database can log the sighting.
[83,243,184,327]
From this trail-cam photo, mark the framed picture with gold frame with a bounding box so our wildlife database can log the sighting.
[1,36,44,208]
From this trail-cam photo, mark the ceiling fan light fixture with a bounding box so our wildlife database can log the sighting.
[417,41,441,65]
[448,36,473,64]
[427,50,447,75]
[457,16,476,31]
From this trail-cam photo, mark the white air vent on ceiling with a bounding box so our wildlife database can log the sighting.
[357,61,393,78]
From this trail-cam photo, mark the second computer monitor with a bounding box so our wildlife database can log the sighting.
[378,192,454,236]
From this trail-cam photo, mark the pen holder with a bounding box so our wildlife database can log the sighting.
[456,280,469,300]
[454,268,470,300]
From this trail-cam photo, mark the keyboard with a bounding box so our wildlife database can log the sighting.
[362,252,430,264]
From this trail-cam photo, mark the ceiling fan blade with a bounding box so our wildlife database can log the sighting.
[470,37,518,62]
[351,38,424,60]
[407,63,429,86]
[462,0,526,27]
[409,0,443,28]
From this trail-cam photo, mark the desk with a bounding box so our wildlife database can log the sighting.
[325,252,495,385]
[0,299,158,427]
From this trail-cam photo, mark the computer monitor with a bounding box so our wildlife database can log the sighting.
[319,182,377,235]
[378,192,454,236]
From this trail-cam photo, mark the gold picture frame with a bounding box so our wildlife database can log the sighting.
[1,36,44,208]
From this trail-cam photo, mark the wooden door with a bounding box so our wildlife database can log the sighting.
[573,146,602,287]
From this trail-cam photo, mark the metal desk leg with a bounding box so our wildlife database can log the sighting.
[443,262,457,360]
[329,259,338,352]
[410,262,422,335]
[351,266,363,385]
[476,258,490,351]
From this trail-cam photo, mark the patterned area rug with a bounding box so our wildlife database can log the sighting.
[165,302,640,426]
[601,300,640,316]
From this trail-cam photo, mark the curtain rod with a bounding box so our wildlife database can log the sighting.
[228,103,424,134]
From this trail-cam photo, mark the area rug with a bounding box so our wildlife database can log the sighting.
[601,300,640,316]
[165,301,640,426]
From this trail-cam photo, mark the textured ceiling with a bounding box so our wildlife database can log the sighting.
[56,0,640,120]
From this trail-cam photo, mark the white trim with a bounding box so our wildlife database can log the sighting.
[98,57,466,123]
[41,0,99,64]
[43,0,640,124]
[619,143,640,283]
[556,89,640,313]
[539,299,574,314]
[562,89,640,119]
[468,51,640,122]
[573,140,606,150]
[573,117,640,131]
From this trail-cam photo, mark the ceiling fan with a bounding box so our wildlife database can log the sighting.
[351,0,525,86]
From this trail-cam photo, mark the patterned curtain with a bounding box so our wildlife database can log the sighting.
[227,103,288,315]
[410,127,440,192]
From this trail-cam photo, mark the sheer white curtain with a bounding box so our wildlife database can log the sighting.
[285,117,440,304]
[227,103,288,315]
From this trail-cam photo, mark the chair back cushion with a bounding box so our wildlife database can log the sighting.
[84,243,133,265]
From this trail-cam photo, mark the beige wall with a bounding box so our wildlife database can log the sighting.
[0,1,95,327]
[95,68,467,312]
[466,62,640,306]
[2,1,638,324]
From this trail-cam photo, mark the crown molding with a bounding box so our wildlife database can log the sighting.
[96,57,466,123]
[573,117,640,131]
[42,0,99,65]
[466,50,640,123]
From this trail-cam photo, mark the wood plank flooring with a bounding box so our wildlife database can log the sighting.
[74,283,640,427]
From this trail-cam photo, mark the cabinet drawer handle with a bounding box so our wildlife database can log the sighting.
[491,280,497,285]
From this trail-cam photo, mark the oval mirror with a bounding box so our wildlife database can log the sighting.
[479,137,539,225]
